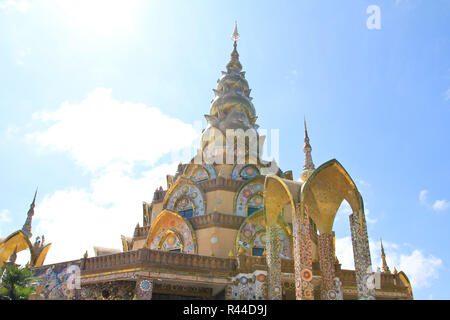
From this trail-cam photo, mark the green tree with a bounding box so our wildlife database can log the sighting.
[0,265,35,300]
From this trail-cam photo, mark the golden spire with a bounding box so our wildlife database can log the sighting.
[226,21,242,73]
[300,117,315,181]
[231,21,240,43]
[22,188,37,238]
[380,238,391,274]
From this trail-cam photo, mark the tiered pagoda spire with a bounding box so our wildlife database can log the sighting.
[22,188,37,238]
[205,22,257,133]
[301,118,315,181]
[380,238,391,274]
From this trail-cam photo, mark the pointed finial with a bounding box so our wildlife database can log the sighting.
[304,116,310,140]
[32,187,38,207]
[300,117,315,181]
[380,238,391,274]
[22,188,38,238]
[231,21,240,43]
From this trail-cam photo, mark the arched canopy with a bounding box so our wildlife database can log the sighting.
[398,271,413,298]
[0,230,32,267]
[0,230,51,268]
[263,175,302,227]
[32,244,52,267]
[300,159,363,234]
[144,209,197,254]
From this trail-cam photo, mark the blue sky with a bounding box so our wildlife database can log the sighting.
[0,0,449,299]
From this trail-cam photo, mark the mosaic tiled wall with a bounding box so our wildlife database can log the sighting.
[236,181,264,216]
[231,165,259,181]
[230,271,267,300]
[349,211,376,300]
[191,165,217,182]
[292,203,313,300]
[166,183,205,216]
[36,263,81,300]
[236,211,291,259]
[266,224,282,300]
[318,233,337,300]
[136,279,153,300]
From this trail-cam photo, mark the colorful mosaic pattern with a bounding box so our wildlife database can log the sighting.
[349,212,376,300]
[318,233,336,300]
[136,279,153,300]
[334,277,344,300]
[149,215,195,253]
[166,183,205,216]
[230,271,267,300]
[236,181,264,216]
[191,165,216,182]
[292,203,313,300]
[39,264,81,300]
[231,165,259,181]
[266,225,282,300]
[237,212,291,259]
[160,232,183,251]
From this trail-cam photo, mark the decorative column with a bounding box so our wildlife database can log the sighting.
[349,211,376,300]
[292,203,314,300]
[318,233,336,299]
[266,224,282,300]
[135,278,153,300]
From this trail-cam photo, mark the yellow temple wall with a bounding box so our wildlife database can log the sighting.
[205,190,235,214]
[196,227,237,258]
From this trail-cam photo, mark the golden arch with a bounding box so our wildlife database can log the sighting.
[0,231,51,268]
[300,159,363,234]
[263,175,302,227]
[144,209,197,254]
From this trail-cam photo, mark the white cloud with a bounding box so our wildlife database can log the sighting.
[419,189,449,212]
[0,0,32,12]
[35,162,178,263]
[28,88,199,172]
[432,200,450,211]
[335,236,443,290]
[26,88,200,263]
[419,189,429,205]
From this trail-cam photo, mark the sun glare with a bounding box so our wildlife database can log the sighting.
[57,0,138,36]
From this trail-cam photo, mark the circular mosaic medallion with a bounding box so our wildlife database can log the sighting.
[181,186,189,194]
[301,269,313,282]
[256,274,266,283]
[254,184,263,192]
[240,277,248,285]
[191,192,198,199]
[304,289,312,298]
[327,290,337,300]
[139,280,152,292]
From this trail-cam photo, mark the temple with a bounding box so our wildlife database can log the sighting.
[1,24,413,300]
